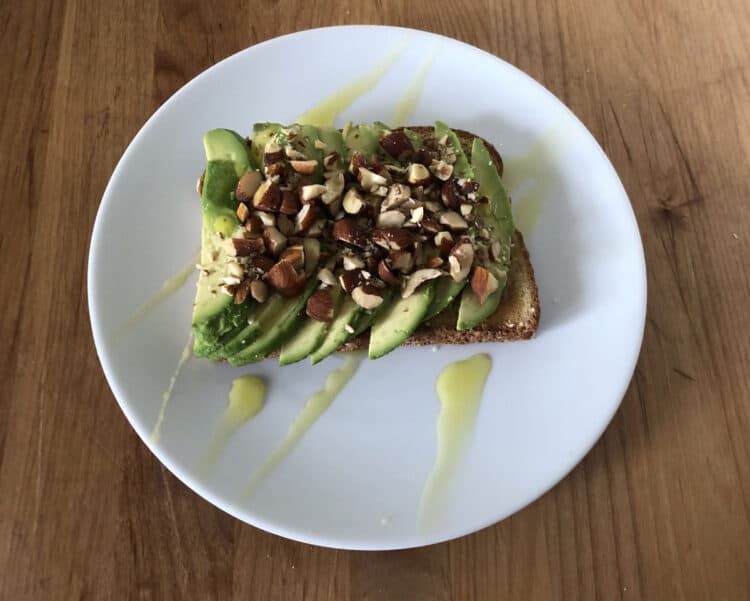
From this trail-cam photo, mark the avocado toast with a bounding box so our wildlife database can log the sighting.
[192,122,539,366]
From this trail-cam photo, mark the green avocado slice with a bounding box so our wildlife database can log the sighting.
[423,122,474,322]
[192,129,254,357]
[227,278,319,366]
[456,138,514,331]
[368,283,435,359]
[279,287,343,366]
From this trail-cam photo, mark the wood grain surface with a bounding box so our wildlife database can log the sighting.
[1,1,749,599]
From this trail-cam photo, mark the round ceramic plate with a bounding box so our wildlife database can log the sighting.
[89,26,645,550]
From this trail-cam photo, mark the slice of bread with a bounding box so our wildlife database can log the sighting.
[204,125,540,358]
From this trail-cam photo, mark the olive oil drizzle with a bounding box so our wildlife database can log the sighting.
[241,354,363,502]
[198,376,266,476]
[418,353,492,532]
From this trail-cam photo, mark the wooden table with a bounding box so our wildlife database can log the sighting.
[2,1,749,599]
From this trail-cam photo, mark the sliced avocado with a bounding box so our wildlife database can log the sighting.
[343,124,379,160]
[351,288,395,336]
[423,123,473,322]
[250,122,283,167]
[228,278,319,366]
[368,283,435,359]
[319,128,346,165]
[203,128,253,177]
[457,138,514,331]
[279,288,342,366]
[423,277,467,322]
[192,130,254,357]
[216,294,286,359]
[402,128,423,150]
[434,121,472,178]
[309,297,361,365]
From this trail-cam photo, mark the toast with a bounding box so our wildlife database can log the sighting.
[194,123,539,364]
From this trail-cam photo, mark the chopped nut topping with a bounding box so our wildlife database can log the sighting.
[358,167,388,190]
[377,210,406,228]
[342,188,365,214]
[236,202,250,224]
[317,267,338,287]
[290,159,318,174]
[439,211,469,231]
[306,289,335,322]
[401,268,442,299]
[406,163,431,185]
[300,184,327,202]
[253,180,281,212]
[470,266,499,305]
[250,279,268,302]
[352,284,384,309]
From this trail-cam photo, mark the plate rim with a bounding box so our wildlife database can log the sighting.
[88,24,647,550]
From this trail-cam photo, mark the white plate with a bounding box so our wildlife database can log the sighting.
[89,26,645,550]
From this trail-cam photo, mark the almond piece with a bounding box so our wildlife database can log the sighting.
[358,167,388,190]
[425,256,444,268]
[389,250,415,272]
[236,170,263,203]
[439,211,468,231]
[262,226,288,257]
[267,260,303,297]
[410,206,424,223]
[317,267,338,287]
[279,190,300,215]
[306,218,328,238]
[430,159,453,181]
[377,259,400,285]
[348,150,366,175]
[306,289,335,322]
[263,142,284,164]
[441,178,463,210]
[420,217,443,234]
[351,284,384,310]
[489,240,503,262]
[434,231,454,255]
[245,214,264,234]
[276,213,294,237]
[257,211,276,227]
[300,184,327,203]
[376,210,406,228]
[290,159,318,175]
[236,202,251,224]
[231,237,264,257]
[406,163,431,185]
[295,204,321,233]
[460,203,473,217]
[342,188,364,214]
[379,130,414,159]
[470,266,499,305]
[381,183,411,210]
[370,228,414,251]
[323,151,340,169]
[401,268,442,299]
[448,238,474,282]
[339,269,363,293]
[343,254,365,270]
[234,279,252,304]
[250,279,269,302]
[321,172,345,204]
[253,180,281,212]
[302,238,320,275]
[332,218,367,248]
[247,255,274,275]
[280,244,305,270]
[284,145,307,160]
